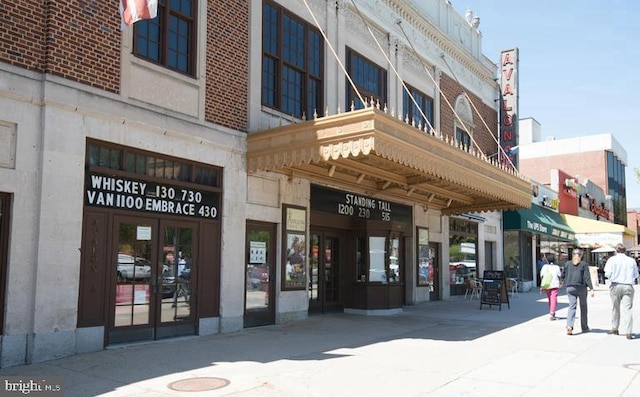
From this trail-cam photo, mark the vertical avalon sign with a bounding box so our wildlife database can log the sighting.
[499,48,519,170]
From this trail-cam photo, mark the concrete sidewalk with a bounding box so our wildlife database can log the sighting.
[1,285,639,396]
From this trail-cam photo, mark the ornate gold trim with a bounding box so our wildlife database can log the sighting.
[248,107,531,214]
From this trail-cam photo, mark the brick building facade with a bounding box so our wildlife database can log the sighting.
[0,0,530,367]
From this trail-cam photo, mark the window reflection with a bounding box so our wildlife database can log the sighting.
[449,219,478,295]
[389,237,400,283]
[369,237,387,283]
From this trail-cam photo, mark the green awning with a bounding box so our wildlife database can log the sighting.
[504,205,575,241]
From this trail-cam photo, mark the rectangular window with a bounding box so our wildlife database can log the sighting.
[369,237,386,282]
[607,151,627,224]
[134,0,196,76]
[403,84,433,129]
[88,140,220,188]
[417,228,431,287]
[282,205,307,291]
[455,127,471,148]
[449,219,478,296]
[346,48,387,110]
[262,1,324,119]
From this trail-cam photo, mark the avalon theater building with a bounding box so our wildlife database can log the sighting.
[244,1,530,324]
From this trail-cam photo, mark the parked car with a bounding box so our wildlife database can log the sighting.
[248,264,269,290]
[117,253,151,281]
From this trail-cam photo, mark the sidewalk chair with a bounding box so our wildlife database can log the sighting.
[464,278,482,300]
[507,278,518,296]
[470,279,483,300]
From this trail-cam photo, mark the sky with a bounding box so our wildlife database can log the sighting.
[451,1,640,209]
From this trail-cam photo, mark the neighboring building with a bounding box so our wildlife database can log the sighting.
[0,0,531,367]
[518,118,628,226]
[628,210,640,246]
[517,119,635,272]
[503,182,574,291]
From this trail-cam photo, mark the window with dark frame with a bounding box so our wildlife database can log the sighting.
[346,48,387,110]
[282,205,307,291]
[87,141,221,189]
[417,228,430,287]
[133,0,196,76]
[262,1,324,119]
[455,127,471,149]
[403,85,433,129]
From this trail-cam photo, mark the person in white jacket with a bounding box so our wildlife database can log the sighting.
[540,254,563,320]
[604,244,639,339]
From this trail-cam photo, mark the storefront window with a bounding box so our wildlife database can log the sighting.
[369,237,386,283]
[282,206,307,290]
[449,219,478,295]
[389,237,400,283]
[417,228,430,286]
[504,230,520,279]
[356,237,366,282]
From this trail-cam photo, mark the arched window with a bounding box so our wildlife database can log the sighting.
[454,95,473,149]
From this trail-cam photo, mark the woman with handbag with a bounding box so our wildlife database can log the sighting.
[540,254,562,320]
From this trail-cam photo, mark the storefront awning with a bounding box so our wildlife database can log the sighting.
[560,214,635,248]
[504,205,575,241]
[247,107,531,215]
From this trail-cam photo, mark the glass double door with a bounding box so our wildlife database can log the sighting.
[309,230,344,313]
[109,215,197,344]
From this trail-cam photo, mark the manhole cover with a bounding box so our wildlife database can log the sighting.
[168,377,230,392]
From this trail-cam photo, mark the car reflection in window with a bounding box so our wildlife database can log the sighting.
[117,253,151,282]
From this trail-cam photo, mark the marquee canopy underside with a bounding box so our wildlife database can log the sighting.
[247,107,531,215]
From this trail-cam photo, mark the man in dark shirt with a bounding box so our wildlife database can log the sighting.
[563,249,594,335]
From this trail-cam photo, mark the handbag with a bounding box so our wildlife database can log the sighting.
[540,267,552,290]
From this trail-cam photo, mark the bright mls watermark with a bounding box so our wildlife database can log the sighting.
[0,377,63,396]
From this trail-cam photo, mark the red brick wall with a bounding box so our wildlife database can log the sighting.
[205,0,249,132]
[0,1,121,92]
[0,1,47,71]
[3,1,251,130]
[520,151,608,190]
[439,74,498,156]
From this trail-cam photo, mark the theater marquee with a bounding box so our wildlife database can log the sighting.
[85,172,219,219]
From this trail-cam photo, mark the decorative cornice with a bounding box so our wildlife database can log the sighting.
[248,107,531,213]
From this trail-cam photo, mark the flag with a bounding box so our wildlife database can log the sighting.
[120,0,158,31]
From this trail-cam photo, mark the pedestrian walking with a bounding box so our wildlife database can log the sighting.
[563,249,594,335]
[604,243,639,340]
[539,254,562,320]
[536,253,548,286]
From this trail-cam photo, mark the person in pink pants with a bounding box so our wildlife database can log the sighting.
[540,254,563,320]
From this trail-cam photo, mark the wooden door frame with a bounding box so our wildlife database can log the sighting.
[155,218,199,338]
[244,220,276,327]
[0,193,11,334]
[309,228,347,313]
